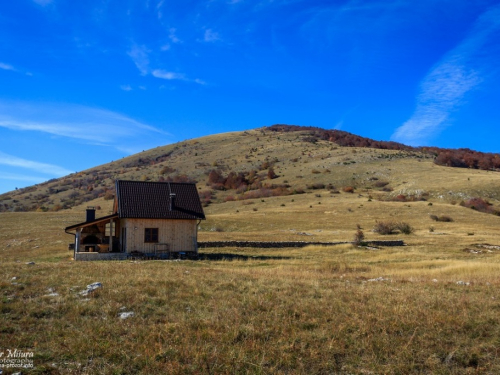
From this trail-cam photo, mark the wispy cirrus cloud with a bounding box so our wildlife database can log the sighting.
[0,172,47,184]
[0,62,16,72]
[0,152,72,176]
[127,42,204,84]
[0,100,169,150]
[152,70,186,80]
[392,4,500,146]
[152,69,206,85]
[127,44,150,75]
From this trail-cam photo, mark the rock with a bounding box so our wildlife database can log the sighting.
[26,262,35,265]
[45,288,59,297]
[367,277,389,282]
[456,281,470,286]
[11,276,17,280]
[432,279,438,283]
[80,282,103,296]
[118,311,134,319]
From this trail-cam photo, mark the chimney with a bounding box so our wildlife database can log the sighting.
[86,206,96,222]
[169,193,176,211]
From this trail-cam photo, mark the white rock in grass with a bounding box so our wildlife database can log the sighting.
[80,282,103,296]
[26,261,35,265]
[118,311,134,319]
[456,281,470,286]
[367,277,389,282]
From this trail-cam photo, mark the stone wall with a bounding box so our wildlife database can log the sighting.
[197,240,405,248]
[75,252,128,261]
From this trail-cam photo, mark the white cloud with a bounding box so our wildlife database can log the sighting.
[0,101,169,150]
[152,69,206,85]
[127,39,205,85]
[204,28,221,42]
[127,44,150,75]
[168,28,182,44]
[0,152,72,176]
[120,84,133,91]
[392,4,500,146]
[156,0,165,18]
[152,70,186,80]
[0,62,15,71]
[0,172,46,183]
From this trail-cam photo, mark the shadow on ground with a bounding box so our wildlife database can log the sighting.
[197,253,292,261]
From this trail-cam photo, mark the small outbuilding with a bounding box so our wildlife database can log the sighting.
[65,180,206,260]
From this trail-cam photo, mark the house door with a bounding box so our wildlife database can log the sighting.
[121,228,127,252]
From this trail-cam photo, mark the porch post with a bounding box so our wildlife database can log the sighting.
[109,218,113,252]
[75,228,81,253]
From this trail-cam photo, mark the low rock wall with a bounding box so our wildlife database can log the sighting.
[197,240,405,248]
[75,253,128,261]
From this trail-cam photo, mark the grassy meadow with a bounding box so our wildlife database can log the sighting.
[2,184,500,374]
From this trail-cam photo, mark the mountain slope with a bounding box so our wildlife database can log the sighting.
[1,125,500,213]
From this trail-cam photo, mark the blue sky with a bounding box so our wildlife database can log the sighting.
[1,0,500,194]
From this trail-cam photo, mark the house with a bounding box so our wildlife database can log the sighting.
[65,180,206,260]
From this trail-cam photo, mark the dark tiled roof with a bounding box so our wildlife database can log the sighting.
[115,180,205,220]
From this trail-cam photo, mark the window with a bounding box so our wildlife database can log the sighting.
[144,228,159,243]
[105,222,116,237]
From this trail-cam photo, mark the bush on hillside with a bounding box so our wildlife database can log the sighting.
[373,221,414,235]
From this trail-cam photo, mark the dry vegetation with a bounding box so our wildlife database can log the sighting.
[2,127,500,373]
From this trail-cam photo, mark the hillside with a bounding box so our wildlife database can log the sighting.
[2,126,500,214]
[3,127,500,373]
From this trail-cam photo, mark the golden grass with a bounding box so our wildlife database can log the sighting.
[2,191,500,373]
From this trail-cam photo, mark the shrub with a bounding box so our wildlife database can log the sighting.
[373,221,396,235]
[373,221,413,235]
[460,197,499,215]
[373,181,389,188]
[306,183,325,190]
[267,167,277,179]
[208,170,225,185]
[343,186,354,193]
[394,194,407,202]
[199,190,213,206]
[430,215,454,222]
[353,229,365,246]
[396,222,414,234]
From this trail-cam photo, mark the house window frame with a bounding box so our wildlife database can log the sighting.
[144,228,159,243]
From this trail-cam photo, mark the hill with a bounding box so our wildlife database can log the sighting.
[2,125,500,214]
[3,126,500,373]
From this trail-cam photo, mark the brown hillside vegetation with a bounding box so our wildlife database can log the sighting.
[2,126,500,373]
[2,125,500,213]
[269,124,500,171]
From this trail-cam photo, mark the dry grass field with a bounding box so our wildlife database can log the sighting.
[2,128,500,373]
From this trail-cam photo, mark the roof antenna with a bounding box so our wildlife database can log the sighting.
[167,182,176,211]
